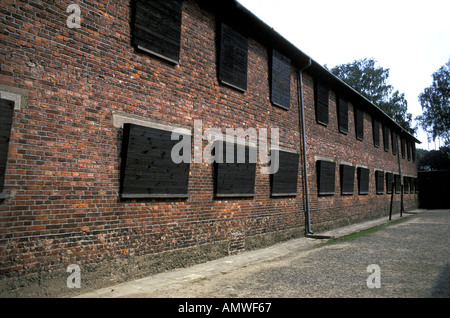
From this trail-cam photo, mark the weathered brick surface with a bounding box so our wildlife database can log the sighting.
[301,73,418,228]
[0,0,417,286]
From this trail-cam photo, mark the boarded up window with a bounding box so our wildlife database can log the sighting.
[215,143,256,197]
[133,0,182,64]
[407,142,411,161]
[219,23,248,91]
[271,150,299,196]
[340,164,355,195]
[386,172,393,194]
[375,170,384,194]
[410,177,415,193]
[120,124,190,198]
[271,49,291,109]
[404,176,410,194]
[317,160,335,196]
[394,174,401,194]
[392,131,398,155]
[315,81,329,126]
[372,119,380,148]
[401,137,406,158]
[415,178,419,194]
[316,160,336,195]
[337,97,349,134]
[355,108,364,141]
[0,98,15,193]
[383,125,390,152]
[357,167,370,195]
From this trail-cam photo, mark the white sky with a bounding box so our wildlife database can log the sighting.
[238,0,450,149]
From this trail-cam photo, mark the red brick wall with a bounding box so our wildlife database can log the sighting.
[0,0,418,280]
[0,0,307,277]
[301,73,418,228]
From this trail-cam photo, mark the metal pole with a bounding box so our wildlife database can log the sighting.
[298,60,312,235]
[400,184,404,218]
[389,181,394,221]
[397,134,404,216]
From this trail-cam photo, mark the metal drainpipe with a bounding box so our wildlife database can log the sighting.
[397,134,404,216]
[298,59,313,234]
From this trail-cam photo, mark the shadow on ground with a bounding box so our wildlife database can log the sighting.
[430,263,450,298]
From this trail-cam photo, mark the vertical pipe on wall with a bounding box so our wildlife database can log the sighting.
[298,59,313,234]
[397,134,404,216]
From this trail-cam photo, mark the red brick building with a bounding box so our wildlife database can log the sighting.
[0,0,419,296]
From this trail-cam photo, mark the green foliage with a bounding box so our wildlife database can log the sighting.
[329,58,415,133]
[416,59,450,146]
[324,217,410,245]
[417,147,450,171]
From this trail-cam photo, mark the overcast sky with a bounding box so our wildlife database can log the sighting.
[238,0,450,149]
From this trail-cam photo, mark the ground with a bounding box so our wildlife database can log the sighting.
[77,209,450,298]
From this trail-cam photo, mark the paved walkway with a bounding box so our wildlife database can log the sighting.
[76,209,449,298]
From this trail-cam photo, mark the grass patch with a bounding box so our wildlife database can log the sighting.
[325,217,410,245]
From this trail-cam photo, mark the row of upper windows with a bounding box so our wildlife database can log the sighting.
[133,1,417,161]
[133,0,291,109]
[314,81,416,162]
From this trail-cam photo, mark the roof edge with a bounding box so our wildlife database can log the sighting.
[197,0,420,144]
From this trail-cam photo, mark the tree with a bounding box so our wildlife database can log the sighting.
[329,58,415,133]
[416,147,450,171]
[416,59,450,146]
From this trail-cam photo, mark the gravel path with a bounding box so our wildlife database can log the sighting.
[147,209,450,298]
[78,209,449,298]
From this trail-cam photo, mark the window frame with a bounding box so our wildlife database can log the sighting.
[0,98,15,196]
[375,170,384,195]
[372,119,380,148]
[337,96,349,134]
[0,89,25,199]
[218,22,249,92]
[270,49,291,110]
[314,81,329,126]
[214,141,256,198]
[401,137,406,158]
[340,164,355,195]
[119,122,191,199]
[354,107,364,141]
[386,172,393,194]
[392,131,398,155]
[394,174,401,194]
[407,141,411,161]
[415,178,419,194]
[383,125,390,152]
[357,167,370,195]
[132,0,183,64]
[317,160,335,196]
[270,149,299,197]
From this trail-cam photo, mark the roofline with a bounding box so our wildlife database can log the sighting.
[308,60,421,143]
[197,0,420,144]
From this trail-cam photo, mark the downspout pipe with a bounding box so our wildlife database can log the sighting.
[298,59,313,234]
[397,135,404,216]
